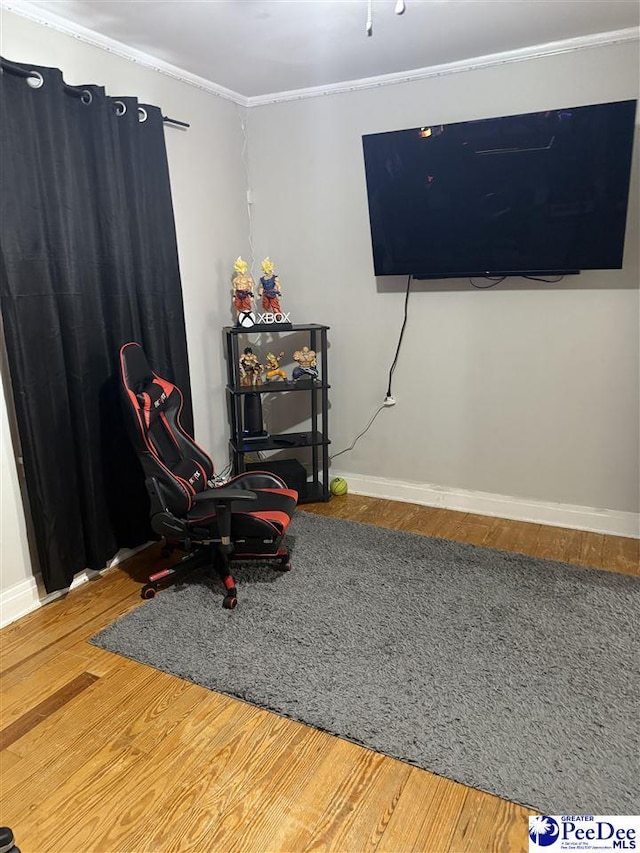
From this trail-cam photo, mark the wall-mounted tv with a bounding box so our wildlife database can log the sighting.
[362,100,637,279]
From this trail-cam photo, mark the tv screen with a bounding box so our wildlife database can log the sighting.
[362,100,637,279]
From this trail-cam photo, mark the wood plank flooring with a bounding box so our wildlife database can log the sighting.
[1,495,637,852]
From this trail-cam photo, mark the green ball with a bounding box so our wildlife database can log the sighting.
[330,477,348,496]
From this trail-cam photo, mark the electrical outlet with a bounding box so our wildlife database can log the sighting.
[384,396,396,407]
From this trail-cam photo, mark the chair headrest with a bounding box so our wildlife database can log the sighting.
[135,379,171,417]
[120,342,177,428]
[120,342,154,393]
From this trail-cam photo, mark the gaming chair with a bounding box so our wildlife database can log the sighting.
[119,342,298,608]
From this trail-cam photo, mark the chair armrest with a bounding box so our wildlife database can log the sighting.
[192,488,257,503]
[193,487,257,550]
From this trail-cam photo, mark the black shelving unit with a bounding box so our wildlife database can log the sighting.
[224,323,330,503]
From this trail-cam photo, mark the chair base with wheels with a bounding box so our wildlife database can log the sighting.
[140,527,293,610]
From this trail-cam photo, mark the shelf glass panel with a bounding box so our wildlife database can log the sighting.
[231,431,330,453]
[224,323,329,333]
[227,379,329,395]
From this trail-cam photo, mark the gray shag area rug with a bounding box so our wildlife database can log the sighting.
[91,511,639,814]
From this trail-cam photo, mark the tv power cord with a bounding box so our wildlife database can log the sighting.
[332,268,566,462]
[331,275,411,461]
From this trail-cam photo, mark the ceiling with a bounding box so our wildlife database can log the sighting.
[9,0,640,99]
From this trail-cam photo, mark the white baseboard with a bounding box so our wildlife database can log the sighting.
[332,471,640,539]
[0,542,151,629]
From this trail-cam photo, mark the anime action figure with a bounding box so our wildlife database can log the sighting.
[232,257,255,324]
[265,352,287,382]
[258,258,283,315]
[239,347,264,387]
[292,346,318,381]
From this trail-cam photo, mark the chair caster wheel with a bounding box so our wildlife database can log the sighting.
[277,561,292,572]
[223,595,238,610]
[0,827,20,853]
[141,585,157,600]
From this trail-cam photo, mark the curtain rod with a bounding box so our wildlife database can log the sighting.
[0,58,190,128]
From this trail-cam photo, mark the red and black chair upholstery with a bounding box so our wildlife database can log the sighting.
[119,342,297,608]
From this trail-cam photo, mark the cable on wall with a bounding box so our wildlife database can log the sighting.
[331,274,412,461]
[522,274,565,284]
[240,109,256,279]
[469,276,506,289]
[386,274,412,398]
[331,267,566,462]
[330,404,385,462]
[469,274,565,288]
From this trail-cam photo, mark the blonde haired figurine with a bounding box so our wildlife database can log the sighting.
[232,256,255,324]
[265,352,287,382]
[258,257,283,315]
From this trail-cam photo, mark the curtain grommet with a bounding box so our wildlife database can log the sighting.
[114,100,127,116]
[138,107,148,123]
[26,71,44,89]
[81,89,93,105]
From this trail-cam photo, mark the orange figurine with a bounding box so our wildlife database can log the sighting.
[258,258,283,315]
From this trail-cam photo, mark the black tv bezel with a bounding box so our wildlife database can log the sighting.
[412,270,581,281]
[362,99,638,281]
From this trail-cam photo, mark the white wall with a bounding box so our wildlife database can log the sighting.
[1,384,32,591]
[0,11,250,607]
[247,41,640,517]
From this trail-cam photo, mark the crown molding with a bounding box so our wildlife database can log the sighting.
[0,0,250,107]
[2,2,637,110]
[247,27,640,107]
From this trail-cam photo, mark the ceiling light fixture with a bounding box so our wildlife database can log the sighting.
[366,0,407,36]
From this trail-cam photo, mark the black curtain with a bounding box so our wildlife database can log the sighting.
[0,61,193,593]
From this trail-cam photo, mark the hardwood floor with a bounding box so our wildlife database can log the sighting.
[1,496,637,852]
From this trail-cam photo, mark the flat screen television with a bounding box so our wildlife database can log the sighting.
[362,100,637,279]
